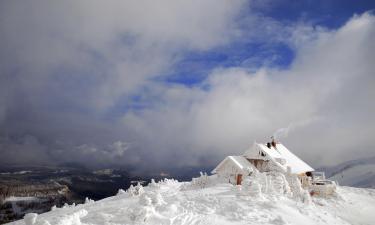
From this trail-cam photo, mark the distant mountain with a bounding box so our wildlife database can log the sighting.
[319,156,375,188]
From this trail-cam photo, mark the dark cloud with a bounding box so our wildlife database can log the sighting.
[0,0,246,169]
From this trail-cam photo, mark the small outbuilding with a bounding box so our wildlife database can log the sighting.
[211,155,254,185]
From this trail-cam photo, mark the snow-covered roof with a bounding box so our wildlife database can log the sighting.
[244,142,314,174]
[211,155,254,174]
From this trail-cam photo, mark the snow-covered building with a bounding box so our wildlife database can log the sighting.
[212,139,336,196]
[212,140,314,185]
[211,139,336,195]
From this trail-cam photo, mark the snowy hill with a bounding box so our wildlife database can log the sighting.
[320,156,375,188]
[6,172,375,225]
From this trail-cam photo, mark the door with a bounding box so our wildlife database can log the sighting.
[236,174,243,185]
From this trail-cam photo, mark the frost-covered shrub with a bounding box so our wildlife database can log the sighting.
[62,203,69,209]
[238,170,297,200]
[266,171,292,196]
[126,185,135,194]
[139,194,152,206]
[130,192,165,222]
[85,197,95,203]
[139,191,166,207]
[150,192,166,206]
[117,189,126,195]
[127,183,145,196]
[181,172,218,190]
[301,189,312,204]
[285,174,306,200]
[148,179,160,189]
[242,178,263,198]
[158,178,179,185]
[239,172,265,198]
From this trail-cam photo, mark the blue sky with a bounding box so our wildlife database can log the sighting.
[163,0,375,87]
[0,0,374,171]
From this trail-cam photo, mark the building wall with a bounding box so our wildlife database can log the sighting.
[247,159,272,172]
[215,160,248,185]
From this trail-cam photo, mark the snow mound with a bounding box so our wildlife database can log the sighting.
[7,173,375,225]
[23,213,37,225]
[23,209,87,225]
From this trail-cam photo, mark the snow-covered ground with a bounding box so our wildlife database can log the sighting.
[0,171,33,175]
[6,173,375,225]
[4,197,39,203]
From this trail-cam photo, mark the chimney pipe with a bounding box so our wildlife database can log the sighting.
[271,136,277,148]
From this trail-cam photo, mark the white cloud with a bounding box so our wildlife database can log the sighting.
[109,141,130,157]
[121,13,375,168]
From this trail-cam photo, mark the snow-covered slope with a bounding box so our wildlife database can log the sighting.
[320,156,375,188]
[7,172,375,225]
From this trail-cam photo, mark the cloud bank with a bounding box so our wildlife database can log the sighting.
[0,1,374,172]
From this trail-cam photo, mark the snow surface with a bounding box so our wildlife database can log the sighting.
[6,173,375,225]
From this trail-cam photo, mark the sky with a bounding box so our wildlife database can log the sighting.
[0,0,374,173]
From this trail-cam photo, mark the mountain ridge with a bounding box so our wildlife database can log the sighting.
[318,156,375,188]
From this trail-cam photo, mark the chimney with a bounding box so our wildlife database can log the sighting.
[271,136,277,148]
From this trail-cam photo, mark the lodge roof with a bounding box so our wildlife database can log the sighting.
[244,142,314,174]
